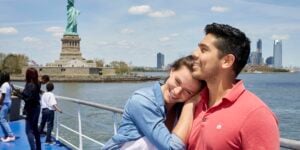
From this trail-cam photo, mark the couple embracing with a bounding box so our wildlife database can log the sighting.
[103,23,280,150]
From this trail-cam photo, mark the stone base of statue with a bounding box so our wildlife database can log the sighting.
[42,34,100,76]
[60,34,83,61]
[45,34,96,68]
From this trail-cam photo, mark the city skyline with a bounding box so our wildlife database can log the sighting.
[0,0,299,67]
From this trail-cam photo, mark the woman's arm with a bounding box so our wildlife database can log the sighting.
[0,93,4,106]
[127,94,185,150]
[172,93,200,143]
[21,83,36,101]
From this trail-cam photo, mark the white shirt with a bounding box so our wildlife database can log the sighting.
[41,92,57,110]
[0,82,12,103]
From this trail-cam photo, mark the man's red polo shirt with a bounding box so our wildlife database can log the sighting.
[188,80,279,150]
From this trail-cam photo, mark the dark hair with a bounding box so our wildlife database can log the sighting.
[46,82,54,92]
[166,55,206,90]
[41,75,50,83]
[25,67,39,84]
[0,71,10,86]
[204,23,250,76]
[170,55,194,72]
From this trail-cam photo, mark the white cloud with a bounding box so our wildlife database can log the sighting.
[121,28,134,34]
[97,41,108,46]
[45,26,64,38]
[211,6,229,13]
[128,5,152,15]
[116,40,136,49]
[0,27,18,34]
[271,34,289,40]
[170,33,179,37]
[159,37,170,42]
[23,36,40,43]
[148,10,176,18]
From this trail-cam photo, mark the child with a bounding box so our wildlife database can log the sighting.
[38,75,50,134]
[0,72,16,142]
[39,82,62,144]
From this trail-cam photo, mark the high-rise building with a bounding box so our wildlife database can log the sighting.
[257,39,262,53]
[248,39,263,65]
[273,40,282,68]
[256,39,263,64]
[157,52,165,69]
[265,56,274,66]
[249,51,260,65]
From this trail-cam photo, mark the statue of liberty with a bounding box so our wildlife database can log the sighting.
[65,0,80,35]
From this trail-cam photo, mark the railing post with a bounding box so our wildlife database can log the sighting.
[113,113,118,135]
[78,104,83,150]
[55,112,60,141]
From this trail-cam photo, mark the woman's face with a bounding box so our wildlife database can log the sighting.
[162,66,201,104]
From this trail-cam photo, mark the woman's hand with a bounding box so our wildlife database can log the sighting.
[185,92,201,106]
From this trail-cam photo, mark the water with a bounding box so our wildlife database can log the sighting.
[13,72,300,148]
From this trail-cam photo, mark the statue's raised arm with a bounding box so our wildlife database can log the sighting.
[65,0,80,35]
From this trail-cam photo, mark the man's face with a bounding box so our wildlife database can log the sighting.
[192,34,222,81]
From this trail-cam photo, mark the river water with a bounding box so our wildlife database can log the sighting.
[13,72,300,149]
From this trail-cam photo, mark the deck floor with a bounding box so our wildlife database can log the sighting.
[0,120,70,150]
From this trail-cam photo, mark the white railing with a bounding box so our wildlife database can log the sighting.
[54,95,123,150]
[12,85,300,150]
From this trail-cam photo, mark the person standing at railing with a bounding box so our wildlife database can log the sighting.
[17,68,42,150]
[38,74,50,135]
[0,71,16,142]
[39,82,62,144]
[103,55,206,150]
[40,75,50,93]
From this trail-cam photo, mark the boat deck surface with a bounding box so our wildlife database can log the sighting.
[0,120,70,150]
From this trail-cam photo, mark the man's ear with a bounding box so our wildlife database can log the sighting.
[222,54,235,69]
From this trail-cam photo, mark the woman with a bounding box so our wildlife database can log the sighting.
[103,55,205,150]
[21,68,41,150]
[0,72,16,142]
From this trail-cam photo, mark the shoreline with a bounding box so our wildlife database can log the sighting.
[11,75,163,82]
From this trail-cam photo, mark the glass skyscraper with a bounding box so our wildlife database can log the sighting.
[157,52,165,69]
[273,40,282,68]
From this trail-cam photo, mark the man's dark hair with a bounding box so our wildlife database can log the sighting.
[41,75,50,83]
[46,82,54,92]
[205,23,250,76]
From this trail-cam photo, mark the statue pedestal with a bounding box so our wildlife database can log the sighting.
[60,35,83,61]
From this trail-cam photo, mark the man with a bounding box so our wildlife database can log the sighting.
[188,23,279,149]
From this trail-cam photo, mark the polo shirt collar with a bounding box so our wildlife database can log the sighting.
[223,80,246,103]
[200,80,246,104]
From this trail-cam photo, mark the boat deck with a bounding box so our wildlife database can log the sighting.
[0,120,70,150]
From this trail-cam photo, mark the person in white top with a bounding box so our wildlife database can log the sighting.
[38,75,50,135]
[38,82,62,144]
[0,72,16,142]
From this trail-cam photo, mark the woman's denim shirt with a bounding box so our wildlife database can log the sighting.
[102,82,185,150]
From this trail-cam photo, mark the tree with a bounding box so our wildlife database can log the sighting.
[0,53,6,70]
[2,54,28,74]
[110,61,130,75]
[95,59,105,67]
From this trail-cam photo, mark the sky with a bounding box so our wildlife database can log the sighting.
[0,0,299,67]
